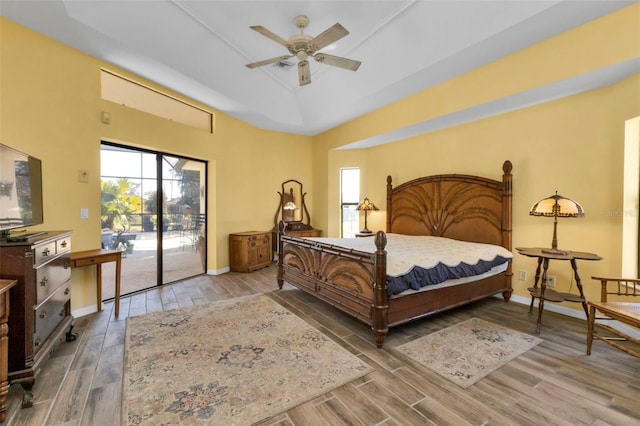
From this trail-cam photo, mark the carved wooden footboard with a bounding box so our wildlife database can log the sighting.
[277,161,513,348]
[276,230,390,346]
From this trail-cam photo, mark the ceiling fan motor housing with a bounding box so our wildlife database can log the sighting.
[288,34,314,59]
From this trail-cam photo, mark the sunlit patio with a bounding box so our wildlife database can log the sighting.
[100,230,205,300]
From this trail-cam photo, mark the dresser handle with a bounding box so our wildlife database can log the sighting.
[40,277,48,287]
[64,287,70,296]
[34,337,42,348]
[40,311,47,319]
[60,240,68,248]
[42,248,51,257]
[59,309,65,317]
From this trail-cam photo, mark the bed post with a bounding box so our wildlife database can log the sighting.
[502,160,513,301]
[372,231,389,348]
[277,220,285,289]
[386,176,393,232]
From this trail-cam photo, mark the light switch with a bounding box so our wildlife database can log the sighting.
[80,208,89,219]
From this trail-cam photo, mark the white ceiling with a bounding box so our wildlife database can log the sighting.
[1,0,638,143]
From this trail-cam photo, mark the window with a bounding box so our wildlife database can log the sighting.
[340,168,360,237]
[101,69,214,133]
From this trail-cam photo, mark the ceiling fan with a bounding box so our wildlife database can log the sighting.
[246,15,361,86]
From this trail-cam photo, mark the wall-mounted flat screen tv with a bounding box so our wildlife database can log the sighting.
[0,143,44,239]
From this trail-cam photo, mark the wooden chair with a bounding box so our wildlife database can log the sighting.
[587,276,640,358]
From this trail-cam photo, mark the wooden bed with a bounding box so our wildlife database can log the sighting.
[276,160,513,347]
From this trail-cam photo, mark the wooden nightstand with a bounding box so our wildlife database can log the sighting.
[229,231,272,272]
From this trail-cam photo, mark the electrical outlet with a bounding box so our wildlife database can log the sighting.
[544,275,556,288]
[79,169,89,183]
[518,270,526,281]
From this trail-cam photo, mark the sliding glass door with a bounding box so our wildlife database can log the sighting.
[161,155,206,284]
[100,143,207,297]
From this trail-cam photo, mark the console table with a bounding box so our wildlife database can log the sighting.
[0,279,17,423]
[70,249,122,317]
[516,247,602,333]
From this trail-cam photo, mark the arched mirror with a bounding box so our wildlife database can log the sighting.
[271,180,321,256]
[274,179,310,227]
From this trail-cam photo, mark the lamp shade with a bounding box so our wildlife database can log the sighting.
[530,191,584,254]
[356,198,378,211]
[530,192,584,218]
[283,201,297,210]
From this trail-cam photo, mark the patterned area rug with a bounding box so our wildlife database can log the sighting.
[122,294,373,425]
[395,317,542,388]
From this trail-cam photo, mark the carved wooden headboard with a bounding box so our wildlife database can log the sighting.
[386,161,512,249]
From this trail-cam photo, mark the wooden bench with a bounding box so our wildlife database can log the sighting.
[587,276,640,358]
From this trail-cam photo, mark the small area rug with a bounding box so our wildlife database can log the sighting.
[122,294,373,425]
[395,317,542,388]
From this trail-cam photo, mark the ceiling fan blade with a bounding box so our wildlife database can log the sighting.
[298,60,311,86]
[309,23,349,51]
[313,53,361,71]
[246,55,292,69]
[250,25,289,47]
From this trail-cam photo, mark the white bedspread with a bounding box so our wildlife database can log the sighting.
[305,234,513,278]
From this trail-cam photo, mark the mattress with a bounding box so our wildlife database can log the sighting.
[305,234,513,296]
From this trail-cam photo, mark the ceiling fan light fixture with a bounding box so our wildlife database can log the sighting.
[296,50,308,61]
[298,60,311,85]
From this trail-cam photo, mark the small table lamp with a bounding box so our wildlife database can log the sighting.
[529,191,584,255]
[356,197,378,234]
[283,201,297,222]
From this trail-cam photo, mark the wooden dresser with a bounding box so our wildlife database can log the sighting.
[229,231,272,272]
[0,231,76,408]
[0,279,17,422]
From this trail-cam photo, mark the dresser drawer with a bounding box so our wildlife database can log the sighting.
[34,241,57,267]
[34,283,71,352]
[35,255,71,305]
[56,236,71,254]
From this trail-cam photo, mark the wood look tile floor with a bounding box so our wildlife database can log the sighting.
[4,265,640,425]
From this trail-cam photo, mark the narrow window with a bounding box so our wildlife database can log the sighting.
[340,168,360,237]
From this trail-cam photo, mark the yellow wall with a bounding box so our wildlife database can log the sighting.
[1,4,639,317]
[315,4,640,311]
[0,18,312,312]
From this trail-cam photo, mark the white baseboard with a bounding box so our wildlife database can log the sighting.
[504,293,640,340]
[209,267,229,275]
[72,304,98,318]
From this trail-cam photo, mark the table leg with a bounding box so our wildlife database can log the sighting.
[570,258,589,318]
[115,256,121,317]
[529,257,543,315]
[586,304,596,355]
[96,264,102,312]
[535,258,550,334]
